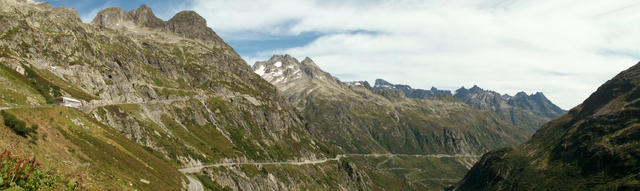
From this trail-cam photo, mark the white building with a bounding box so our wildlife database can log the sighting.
[56,97,82,108]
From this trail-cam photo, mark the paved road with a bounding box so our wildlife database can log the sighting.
[178,153,480,173]
[186,175,204,191]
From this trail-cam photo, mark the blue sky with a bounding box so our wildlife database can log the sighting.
[44,0,640,109]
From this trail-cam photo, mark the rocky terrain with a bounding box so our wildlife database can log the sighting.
[454,62,640,190]
[254,54,530,189]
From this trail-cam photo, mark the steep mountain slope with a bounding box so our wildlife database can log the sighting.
[254,55,529,189]
[454,86,565,132]
[0,1,367,190]
[455,62,640,190]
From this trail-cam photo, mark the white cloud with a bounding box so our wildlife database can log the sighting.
[191,0,640,109]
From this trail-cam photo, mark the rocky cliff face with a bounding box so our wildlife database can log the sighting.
[254,55,530,189]
[454,62,640,191]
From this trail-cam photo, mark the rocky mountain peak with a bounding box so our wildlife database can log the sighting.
[163,10,222,43]
[514,91,528,97]
[127,4,163,28]
[91,5,227,47]
[253,55,309,84]
[469,85,483,92]
[301,57,315,65]
[509,91,565,119]
[346,81,372,88]
[374,79,394,88]
[91,7,132,27]
[455,86,485,96]
[169,11,206,24]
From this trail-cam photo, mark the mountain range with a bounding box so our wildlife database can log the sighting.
[0,0,629,190]
[348,72,565,132]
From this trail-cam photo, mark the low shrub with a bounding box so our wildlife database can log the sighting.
[1,111,37,137]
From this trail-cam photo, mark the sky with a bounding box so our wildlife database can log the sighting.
[45,0,640,109]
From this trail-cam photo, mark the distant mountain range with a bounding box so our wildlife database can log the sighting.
[347,75,566,132]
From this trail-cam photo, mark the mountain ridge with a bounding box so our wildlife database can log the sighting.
[259,56,565,132]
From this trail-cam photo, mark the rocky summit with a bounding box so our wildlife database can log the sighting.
[454,62,640,190]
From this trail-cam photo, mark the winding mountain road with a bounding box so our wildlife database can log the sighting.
[186,175,204,191]
[178,153,479,173]
[179,153,479,190]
